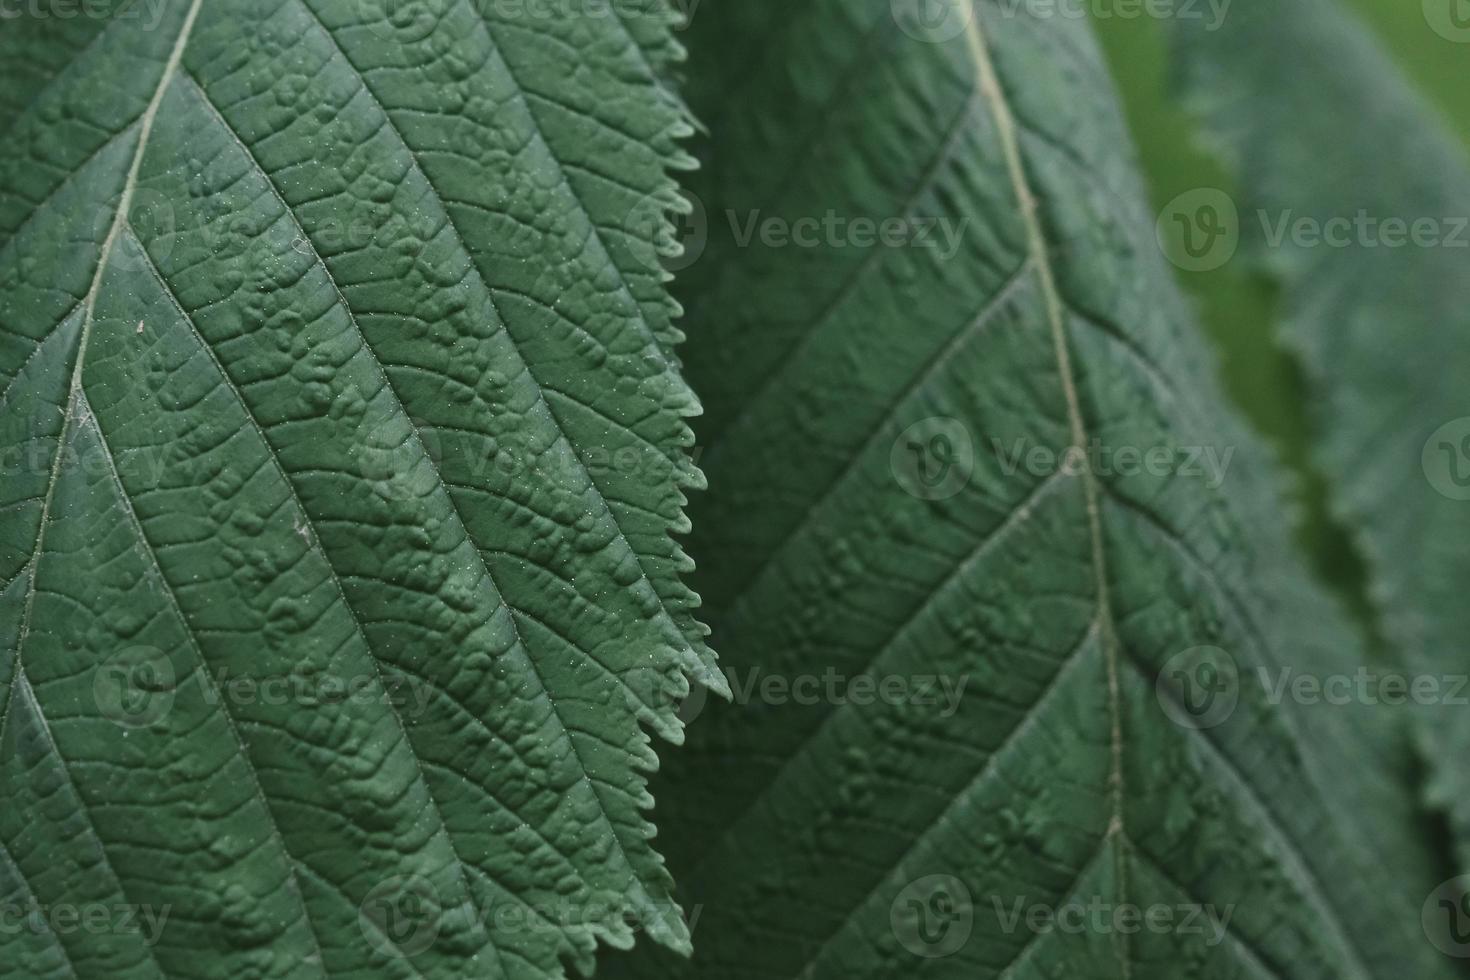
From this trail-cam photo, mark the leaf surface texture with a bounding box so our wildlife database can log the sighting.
[0,1,716,977]
[604,2,1461,978]
[1162,0,1470,872]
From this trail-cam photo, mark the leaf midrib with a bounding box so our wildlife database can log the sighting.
[0,8,203,978]
[961,13,1132,974]
[963,12,1378,980]
[1,0,202,772]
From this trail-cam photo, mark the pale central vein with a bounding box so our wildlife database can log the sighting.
[0,5,202,977]
[3,0,204,736]
[961,9,1132,977]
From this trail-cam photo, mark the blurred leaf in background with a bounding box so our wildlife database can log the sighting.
[1090,0,1470,626]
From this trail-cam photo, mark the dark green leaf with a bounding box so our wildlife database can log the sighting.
[0,1,718,976]
[604,1,1459,977]
[1163,0,1470,873]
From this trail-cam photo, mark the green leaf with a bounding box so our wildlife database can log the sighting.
[1088,13,1369,611]
[1161,0,1470,872]
[602,1,1459,977]
[0,1,720,976]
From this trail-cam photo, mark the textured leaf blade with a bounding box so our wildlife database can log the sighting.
[1162,0,1470,873]
[0,1,716,976]
[603,2,1458,978]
